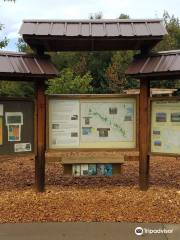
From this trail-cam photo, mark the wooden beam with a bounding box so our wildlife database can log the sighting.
[35,80,46,192]
[139,79,150,190]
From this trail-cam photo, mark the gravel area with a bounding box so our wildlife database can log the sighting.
[0,156,179,223]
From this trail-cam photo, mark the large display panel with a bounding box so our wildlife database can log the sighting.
[151,100,180,154]
[49,97,136,149]
[0,100,34,154]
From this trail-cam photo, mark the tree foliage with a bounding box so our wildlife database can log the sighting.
[0,24,8,49]
[46,68,93,94]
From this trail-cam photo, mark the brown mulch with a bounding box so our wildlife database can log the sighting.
[0,156,179,223]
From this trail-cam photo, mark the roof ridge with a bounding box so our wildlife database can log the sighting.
[22,18,164,23]
[0,51,50,59]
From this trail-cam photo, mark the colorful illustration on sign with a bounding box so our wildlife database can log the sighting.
[0,117,3,145]
[82,127,92,135]
[88,164,97,175]
[8,125,21,141]
[72,164,81,176]
[104,164,113,176]
[97,164,105,176]
[5,112,23,142]
[81,164,89,176]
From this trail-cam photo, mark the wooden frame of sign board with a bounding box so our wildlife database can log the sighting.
[0,97,36,156]
[150,96,180,157]
[46,94,139,152]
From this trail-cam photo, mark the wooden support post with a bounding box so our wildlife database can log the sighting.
[35,80,46,192]
[139,79,150,190]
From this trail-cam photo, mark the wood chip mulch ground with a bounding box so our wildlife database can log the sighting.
[0,156,179,223]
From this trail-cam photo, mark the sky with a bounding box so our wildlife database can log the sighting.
[0,0,180,51]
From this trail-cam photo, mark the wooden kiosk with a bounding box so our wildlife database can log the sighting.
[0,52,58,192]
[127,50,180,190]
[19,19,167,191]
[0,19,168,191]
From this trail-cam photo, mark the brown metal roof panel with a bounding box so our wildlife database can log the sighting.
[23,58,42,74]
[169,55,180,71]
[156,55,175,72]
[51,23,65,36]
[36,23,51,35]
[106,23,119,36]
[0,56,13,73]
[9,56,28,74]
[91,23,105,36]
[148,22,166,36]
[120,23,134,36]
[134,23,150,36]
[19,22,36,35]
[36,58,59,75]
[126,57,148,74]
[66,23,80,36]
[81,23,90,36]
[142,56,161,73]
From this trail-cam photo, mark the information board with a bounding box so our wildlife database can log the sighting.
[0,100,34,154]
[151,100,180,154]
[49,98,136,149]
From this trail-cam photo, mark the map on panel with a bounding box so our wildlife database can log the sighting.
[80,101,135,142]
[151,101,180,154]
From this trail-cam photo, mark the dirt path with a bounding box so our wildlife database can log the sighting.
[0,157,179,223]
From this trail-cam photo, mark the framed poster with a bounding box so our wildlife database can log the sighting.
[49,100,79,148]
[5,112,23,125]
[151,100,180,154]
[49,97,136,149]
[8,124,21,141]
[0,100,34,154]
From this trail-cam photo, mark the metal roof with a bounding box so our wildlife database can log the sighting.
[126,50,180,80]
[124,88,178,96]
[19,19,167,52]
[0,51,58,81]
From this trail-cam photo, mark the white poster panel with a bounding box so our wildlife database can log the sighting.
[151,100,180,154]
[80,101,135,142]
[50,100,79,148]
[5,112,23,125]
[0,104,3,116]
[14,143,32,152]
